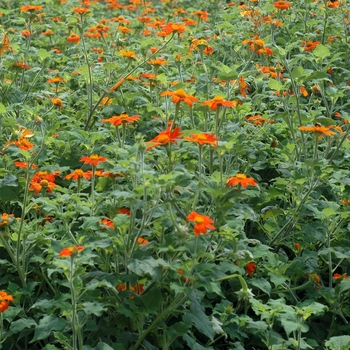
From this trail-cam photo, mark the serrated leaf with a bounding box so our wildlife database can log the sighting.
[268,79,283,92]
[127,257,162,279]
[10,318,37,334]
[313,44,331,60]
[291,66,305,80]
[251,278,271,296]
[183,291,214,340]
[38,48,50,61]
[31,315,66,342]
[0,174,18,187]
[325,335,350,350]
[82,301,106,316]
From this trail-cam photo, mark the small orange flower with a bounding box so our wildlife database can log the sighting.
[226,174,257,188]
[137,237,149,246]
[109,77,125,92]
[333,273,347,280]
[51,98,63,108]
[80,154,107,167]
[73,8,91,14]
[47,77,66,84]
[120,50,136,58]
[59,246,84,257]
[14,161,37,169]
[186,211,216,236]
[21,30,31,37]
[0,33,10,55]
[146,126,183,151]
[299,125,336,139]
[29,171,57,194]
[202,96,239,110]
[160,89,198,107]
[67,33,80,43]
[239,76,249,98]
[101,113,139,127]
[245,262,256,276]
[273,1,292,10]
[0,291,13,313]
[20,5,43,12]
[302,40,321,52]
[295,243,300,250]
[0,213,15,227]
[184,133,219,147]
[117,208,131,216]
[65,169,92,180]
[99,218,115,230]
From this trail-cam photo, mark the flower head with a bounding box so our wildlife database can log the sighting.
[245,262,256,276]
[67,33,80,43]
[0,291,13,313]
[226,173,257,188]
[101,113,139,127]
[80,154,107,167]
[299,125,336,139]
[0,33,10,55]
[202,96,239,110]
[184,133,219,147]
[65,169,92,180]
[273,1,292,10]
[59,246,84,257]
[146,126,183,151]
[160,89,198,107]
[29,171,57,194]
[186,211,216,236]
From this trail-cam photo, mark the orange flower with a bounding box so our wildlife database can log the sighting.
[101,113,139,127]
[29,171,57,194]
[148,58,167,66]
[201,96,239,110]
[302,40,321,52]
[59,246,84,257]
[73,8,91,14]
[117,208,131,216]
[120,50,136,58]
[239,76,249,98]
[99,218,115,230]
[246,115,265,126]
[0,291,13,313]
[51,98,62,108]
[299,125,336,139]
[4,128,34,151]
[0,33,10,55]
[160,88,198,107]
[65,169,92,180]
[146,126,183,151]
[186,211,216,236]
[226,173,257,188]
[67,33,80,43]
[333,273,347,280]
[327,0,339,7]
[80,154,107,166]
[0,213,15,227]
[41,29,53,36]
[137,237,149,246]
[184,133,219,147]
[21,30,31,37]
[20,5,43,11]
[245,262,256,276]
[273,1,292,9]
[161,22,186,35]
[109,77,125,92]
[47,77,66,84]
[14,161,37,169]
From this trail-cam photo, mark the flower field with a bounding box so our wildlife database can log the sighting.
[1,0,350,349]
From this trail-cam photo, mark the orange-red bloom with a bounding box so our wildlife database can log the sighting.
[184,133,219,147]
[101,113,139,127]
[80,154,107,166]
[0,33,10,55]
[202,96,239,110]
[65,169,92,180]
[146,126,183,151]
[273,1,292,10]
[186,211,216,236]
[226,173,258,188]
[160,89,198,107]
[14,161,37,169]
[117,208,131,216]
[299,125,336,139]
[59,246,84,257]
[0,291,13,313]
[0,213,15,227]
[333,273,347,280]
[245,262,256,276]
[29,171,57,194]
[302,40,321,52]
[4,128,34,151]
[67,33,80,43]
[20,5,43,12]
[99,218,115,230]
[73,7,91,14]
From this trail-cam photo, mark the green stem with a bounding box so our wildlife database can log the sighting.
[192,145,203,210]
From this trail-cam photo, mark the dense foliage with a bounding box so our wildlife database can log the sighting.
[0,0,350,349]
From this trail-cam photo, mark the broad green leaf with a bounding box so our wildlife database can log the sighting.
[183,291,214,341]
[313,44,331,60]
[0,103,6,114]
[280,319,309,337]
[96,342,114,350]
[128,257,162,279]
[141,287,162,312]
[31,315,66,342]
[0,174,18,187]
[82,301,106,316]
[291,66,305,80]
[10,318,37,334]
[251,278,271,296]
[339,280,350,294]
[268,79,283,92]
[38,48,50,61]
[325,335,350,350]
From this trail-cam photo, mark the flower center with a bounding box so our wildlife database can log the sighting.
[174,89,187,98]
[213,96,224,102]
[40,180,49,187]
[90,154,99,160]
[236,173,247,179]
[157,134,170,144]
[194,215,204,224]
[196,134,207,141]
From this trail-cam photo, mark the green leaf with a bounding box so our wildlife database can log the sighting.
[312,44,331,60]
[128,257,162,279]
[31,315,66,342]
[10,318,37,334]
[183,291,214,341]
[339,280,350,294]
[291,66,305,80]
[0,174,18,187]
[38,48,50,61]
[0,103,6,114]
[325,335,350,350]
[251,278,271,296]
[96,342,114,350]
[82,301,106,316]
[141,287,162,313]
[268,79,283,92]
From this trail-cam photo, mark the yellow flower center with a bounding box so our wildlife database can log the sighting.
[236,173,247,179]
[158,134,170,143]
[213,96,224,102]
[90,154,99,160]
[174,89,187,98]
[196,134,207,141]
[40,180,49,187]
[194,215,204,224]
